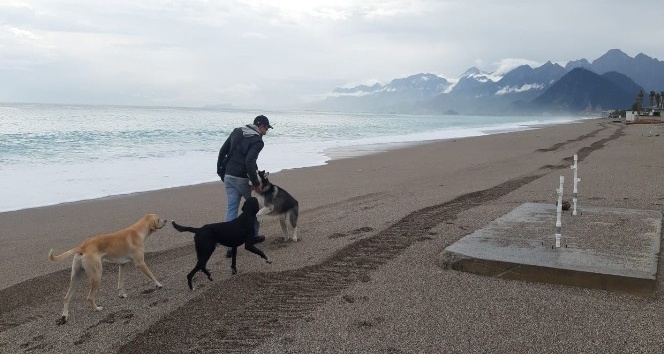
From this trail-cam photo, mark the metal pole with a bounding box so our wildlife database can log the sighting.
[555,175,564,248]
[571,154,580,216]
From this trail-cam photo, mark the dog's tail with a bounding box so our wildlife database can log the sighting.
[171,221,201,234]
[48,247,80,262]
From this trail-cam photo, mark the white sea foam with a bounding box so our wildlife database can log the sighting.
[0,104,588,212]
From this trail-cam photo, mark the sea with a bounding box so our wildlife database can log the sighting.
[0,103,590,213]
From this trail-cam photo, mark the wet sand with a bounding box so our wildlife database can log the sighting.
[1,118,663,353]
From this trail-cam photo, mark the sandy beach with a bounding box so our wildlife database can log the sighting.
[1,118,663,353]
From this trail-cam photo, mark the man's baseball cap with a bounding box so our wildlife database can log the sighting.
[253,115,273,129]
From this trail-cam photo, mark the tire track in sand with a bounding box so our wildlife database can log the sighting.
[118,175,544,353]
[118,123,624,353]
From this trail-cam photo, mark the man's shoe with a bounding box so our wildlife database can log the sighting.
[250,235,265,244]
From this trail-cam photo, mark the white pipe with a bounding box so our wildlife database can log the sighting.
[555,175,564,248]
[571,154,580,216]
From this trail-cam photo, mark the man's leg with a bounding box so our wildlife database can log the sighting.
[224,176,263,247]
[224,178,242,222]
[224,176,243,257]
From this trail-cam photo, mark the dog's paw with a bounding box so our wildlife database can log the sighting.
[231,268,238,275]
[156,282,163,289]
[95,306,103,311]
[265,258,272,264]
[56,316,68,325]
[119,292,127,298]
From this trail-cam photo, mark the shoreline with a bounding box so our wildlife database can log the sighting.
[1,118,663,353]
[2,118,589,214]
[0,117,632,289]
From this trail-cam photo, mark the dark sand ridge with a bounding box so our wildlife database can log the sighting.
[0,119,663,353]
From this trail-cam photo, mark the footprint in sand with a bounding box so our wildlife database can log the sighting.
[19,334,48,350]
[353,316,385,329]
[329,227,374,239]
[149,298,169,307]
[141,288,158,294]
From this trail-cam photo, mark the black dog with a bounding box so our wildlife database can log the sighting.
[171,197,271,290]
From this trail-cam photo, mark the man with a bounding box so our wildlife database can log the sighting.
[217,115,273,252]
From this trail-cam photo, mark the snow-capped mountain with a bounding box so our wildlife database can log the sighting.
[310,49,661,115]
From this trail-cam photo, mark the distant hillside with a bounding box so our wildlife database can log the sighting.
[308,49,662,115]
[313,73,450,113]
[602,71,643,96]
[572,49,664,93]
[531,68,640,112]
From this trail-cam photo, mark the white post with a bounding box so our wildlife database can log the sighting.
[555,175,564,248]
[570,154,580,216]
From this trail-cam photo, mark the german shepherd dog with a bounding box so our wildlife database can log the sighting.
[171,197,271,290]
[254,170,300,241]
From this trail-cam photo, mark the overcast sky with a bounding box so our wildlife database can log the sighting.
[1,0,663,109]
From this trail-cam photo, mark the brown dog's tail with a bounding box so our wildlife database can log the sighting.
[48,247,81,262]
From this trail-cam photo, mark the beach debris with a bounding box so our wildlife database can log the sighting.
[556,200,571,211]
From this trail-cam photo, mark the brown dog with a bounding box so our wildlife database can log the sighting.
[48,214,167,325]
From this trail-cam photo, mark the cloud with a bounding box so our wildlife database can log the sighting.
[326,91,373,98]
[0,0,663,108]
[492,58,543,76]
[6,26,38,42]
[495,83,545,95]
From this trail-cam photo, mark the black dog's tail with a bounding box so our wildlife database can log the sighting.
[171,221,201,234]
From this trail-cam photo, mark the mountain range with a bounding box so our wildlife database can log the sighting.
[309,49,664,115]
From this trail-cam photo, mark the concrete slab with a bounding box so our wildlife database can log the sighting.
[441,203,662,294]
